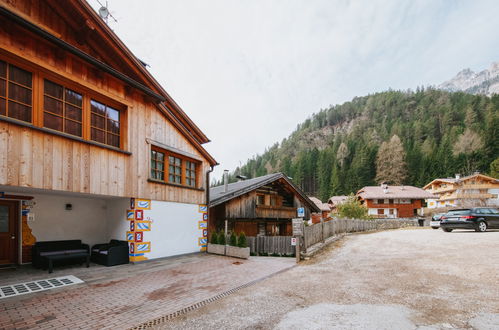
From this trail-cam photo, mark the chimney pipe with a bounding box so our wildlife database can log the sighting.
[224,170,229,193]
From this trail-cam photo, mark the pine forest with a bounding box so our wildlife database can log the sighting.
[220,88,499,201]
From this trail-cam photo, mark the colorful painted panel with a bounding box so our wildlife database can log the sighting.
[198,237,208,246]
[136,220,151,231]
[135,209,144,220]
[202,213,208,221]
[127,210,135,220]
[129,221,135,231]
[134,232,143,242]
[198,204,207,213]
[126,231,134,242]
[136,242,151,253]
[198,221,207,229]
[135,199,151,210]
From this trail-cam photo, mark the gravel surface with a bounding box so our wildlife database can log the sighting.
[156,228,499,329]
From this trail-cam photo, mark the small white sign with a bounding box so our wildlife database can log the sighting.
[292,218,304,236]
[297,207,305,217]
[291,237,297,246]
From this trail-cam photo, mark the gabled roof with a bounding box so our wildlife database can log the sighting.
[328,196,349,206]
[308,197,332,212]
[209,173,320,212]
[0,1,217,166]
[422,173,499,190]
[357,185,436,200]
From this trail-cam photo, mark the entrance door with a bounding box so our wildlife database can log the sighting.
[0,200,19,265]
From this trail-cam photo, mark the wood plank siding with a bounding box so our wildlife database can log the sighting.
[0,1,214,204]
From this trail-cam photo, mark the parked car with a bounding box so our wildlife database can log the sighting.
[430,213,445,229]
[440,208,499,232]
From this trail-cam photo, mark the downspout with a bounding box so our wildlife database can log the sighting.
[205,166,214,249]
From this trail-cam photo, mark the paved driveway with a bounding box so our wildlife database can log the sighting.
[160,229,499,329]
[0,254,294,329]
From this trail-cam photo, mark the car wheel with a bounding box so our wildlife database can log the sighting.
[476,221,487,232]
[442,228,453,232]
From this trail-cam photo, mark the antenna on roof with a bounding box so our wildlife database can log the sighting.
[96,0,118,24]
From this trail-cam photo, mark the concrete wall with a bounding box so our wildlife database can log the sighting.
[146,201,202,259]
[28,193,108,247]
[107,198,204,260]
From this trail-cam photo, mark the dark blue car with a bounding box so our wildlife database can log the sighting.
[440,208,499,232]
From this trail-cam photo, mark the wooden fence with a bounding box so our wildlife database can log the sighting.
[247,218,417,255]
[303,218,418,249]
[247,236,295,256]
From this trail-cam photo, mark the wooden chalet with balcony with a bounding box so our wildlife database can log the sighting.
[209,173,320,236]
[423,173,499,209]
[0,0,217,266]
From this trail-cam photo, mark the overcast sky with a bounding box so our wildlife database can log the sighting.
[90,0,499,180]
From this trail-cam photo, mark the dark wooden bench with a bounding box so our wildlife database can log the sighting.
[43,252,90,274]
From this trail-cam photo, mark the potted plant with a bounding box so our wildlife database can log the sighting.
[207,231,225,255]
[225,232,250,259]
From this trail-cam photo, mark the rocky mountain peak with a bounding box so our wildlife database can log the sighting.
[438,61,499,96]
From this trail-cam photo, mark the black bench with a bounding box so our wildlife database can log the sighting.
[44,252,90,274]
[32,240,90,272]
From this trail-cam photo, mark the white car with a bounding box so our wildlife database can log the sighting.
[430,213,445,229]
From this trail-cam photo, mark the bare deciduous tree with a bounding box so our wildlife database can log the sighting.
[453,129,484,174]
[375,135,407,185]
[336,142,349,167]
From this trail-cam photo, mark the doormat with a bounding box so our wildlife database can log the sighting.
[0,275,84,299]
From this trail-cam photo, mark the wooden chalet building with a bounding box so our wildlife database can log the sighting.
[357,184,436,218]
[423,173,499,208]
[0,0,217,266]
[308,197,331,224]
[209,173,320,236]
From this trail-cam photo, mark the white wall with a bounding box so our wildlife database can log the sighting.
[106,198,130,241]
[28,193,108,247]
[106,198,203,260]
[21,192,203,261]
[145,201,201,259]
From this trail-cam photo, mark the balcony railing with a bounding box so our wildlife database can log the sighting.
[255,205,296,219]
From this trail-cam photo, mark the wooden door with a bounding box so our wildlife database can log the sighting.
[0,200,19,265]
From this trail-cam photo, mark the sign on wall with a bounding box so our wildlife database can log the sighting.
[297,207,305,217]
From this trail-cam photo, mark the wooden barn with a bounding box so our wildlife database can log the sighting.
[209,173,320,236]
[0,0,217,267]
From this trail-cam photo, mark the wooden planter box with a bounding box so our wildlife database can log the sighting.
[226,246,250,259]
[207,243,225,255]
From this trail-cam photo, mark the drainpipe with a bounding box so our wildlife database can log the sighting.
[205,166,214,249]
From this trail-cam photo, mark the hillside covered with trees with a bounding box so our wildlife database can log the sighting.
[218,88,499,201]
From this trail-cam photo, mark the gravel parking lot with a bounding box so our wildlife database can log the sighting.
[158,228,499,329]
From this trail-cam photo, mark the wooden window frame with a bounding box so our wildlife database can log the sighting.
[0,55,128,151]
[149,145,201,188]
[0,60,33,123]
[150,149,165,181]
[43,79,83,137]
